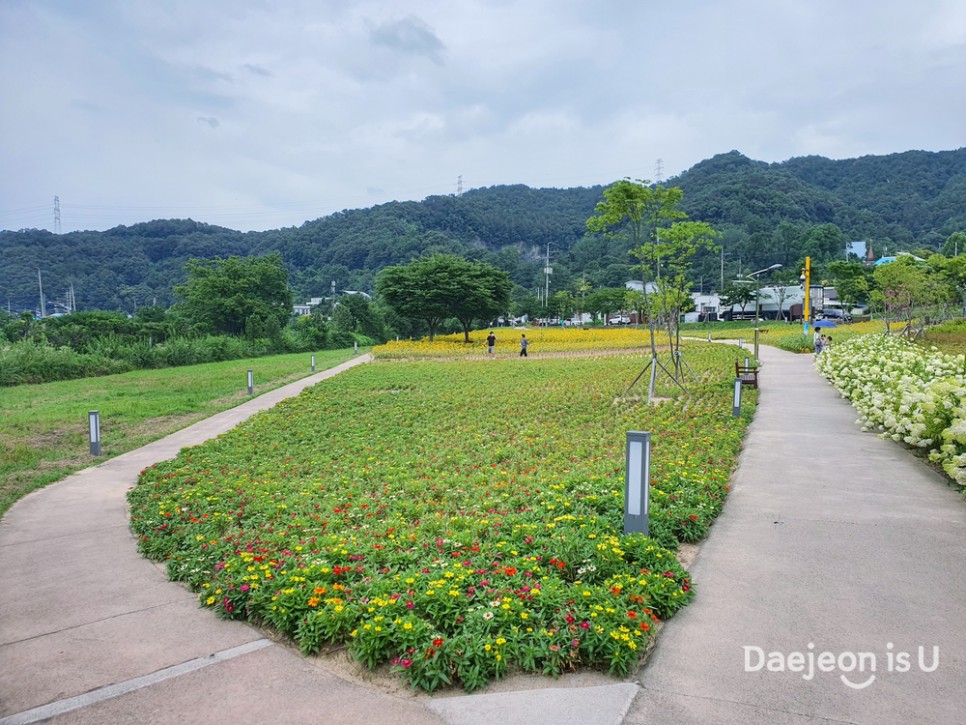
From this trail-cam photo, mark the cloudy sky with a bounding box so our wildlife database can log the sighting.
[1,0,964,234]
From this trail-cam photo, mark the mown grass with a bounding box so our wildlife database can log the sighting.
[0,348,359,519]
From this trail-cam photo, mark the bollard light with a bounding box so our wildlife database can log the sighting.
[624,431,651,536]
[247,370,254,395]
[733,378,742,417]
[745,356,750,368]
[737,337,743,348]
[353,341,359,355]
[311,354,316,372]
[89,410,101,456]
[707,331,712,342]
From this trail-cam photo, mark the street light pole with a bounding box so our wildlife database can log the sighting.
[748,263,782,363]
[801,256,812,336]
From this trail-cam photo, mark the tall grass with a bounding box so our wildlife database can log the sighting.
[0,348,358,519]
[0,330,372,386]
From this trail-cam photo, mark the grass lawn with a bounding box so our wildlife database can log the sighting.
[0,348,358,518]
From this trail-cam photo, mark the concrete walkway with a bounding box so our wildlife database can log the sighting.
[631,344,966,724]
[1,346,964,724]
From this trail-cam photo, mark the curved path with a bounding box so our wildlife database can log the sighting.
[630,343,966,724]
[1,347,964,724]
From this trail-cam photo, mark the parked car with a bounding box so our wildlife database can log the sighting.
[820,308,852,322]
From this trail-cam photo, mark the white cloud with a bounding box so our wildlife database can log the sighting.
[1,0,963,232]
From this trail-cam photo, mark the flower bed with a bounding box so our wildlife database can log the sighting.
[373,327,664,359]
[817,333,966,486]
[129,348,749,691]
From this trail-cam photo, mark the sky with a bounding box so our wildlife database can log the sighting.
[1,0,964,234]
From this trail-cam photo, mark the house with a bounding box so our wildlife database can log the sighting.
[292,296,330,316]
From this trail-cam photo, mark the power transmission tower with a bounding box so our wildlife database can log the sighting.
[456,175,463,197]
[654,159,664,183]
[53,196,62,234]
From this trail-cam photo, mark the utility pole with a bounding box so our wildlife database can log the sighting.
[720,248,724,290]
[802,256,811,335]
[37,270,46,318]
[544,243,552,306]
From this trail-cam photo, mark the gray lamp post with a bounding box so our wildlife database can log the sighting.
[748,264,782,362]
[624,431,651,535]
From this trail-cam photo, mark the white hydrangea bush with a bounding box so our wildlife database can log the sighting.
[817,334,966,486]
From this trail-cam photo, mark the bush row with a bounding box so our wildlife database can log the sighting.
[0,330,369,386]
[817,333,966,489]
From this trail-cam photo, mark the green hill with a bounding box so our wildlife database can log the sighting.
[3,148,964,313]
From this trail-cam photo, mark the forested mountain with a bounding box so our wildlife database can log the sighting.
[3,148,965,314]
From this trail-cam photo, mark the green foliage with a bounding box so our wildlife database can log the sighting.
[0,349,357,518]
[872,257,944,322]
[377,255,511,341]
[826,261,871,309]
[941,231,966,257]
[718,283,756,314]
[173,253,292,336]
[0,325,357,386]
[0,339,132,385]
[129,348,748,692]
[331,293,387,341]
[3,149,966,315]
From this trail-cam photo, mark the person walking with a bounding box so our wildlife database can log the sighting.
[519,334,529,357]
[486,331,496,354]
[813,328,823,355]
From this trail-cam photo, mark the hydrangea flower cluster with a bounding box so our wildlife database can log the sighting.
[818,333,966,486]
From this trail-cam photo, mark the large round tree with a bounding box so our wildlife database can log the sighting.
[173,253,292,337]
[377,254,511,341]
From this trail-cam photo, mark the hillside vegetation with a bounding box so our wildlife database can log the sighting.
[3,148,965,313]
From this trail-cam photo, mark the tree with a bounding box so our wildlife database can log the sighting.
[376,254,510,342]
[332,293,386,341]
[573,278,592,325]
[549,290,575,321]
[585,287,627,322]
[651,221,717,358]
[452,261,512,341]
[803,224,846,262]
[870,257,952,330]
[826,261,871,313]
[587,179,686,355]
[173,254,292,336]
[941,231,966,258]
[719,283,756,317]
